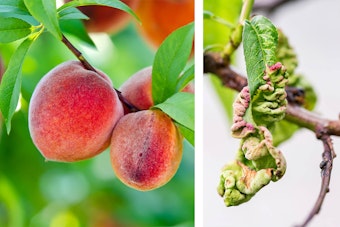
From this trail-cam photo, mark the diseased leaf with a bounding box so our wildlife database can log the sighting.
[176,64,194,92]
[154,92,194,131]
[58,0,139,23]
[152,22,194,104]
[243,15,278,97]
[23,0,61,39]
[0,38,34,133]
[0,17,32,43]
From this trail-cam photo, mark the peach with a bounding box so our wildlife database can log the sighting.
[119,66,194,112]
[135,0,194,48]
[64,0,138,34]
[110,109,183,191]
[29,61,124,162]
[120,66,153,111]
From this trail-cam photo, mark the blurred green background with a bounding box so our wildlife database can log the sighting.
[0,19,194,227]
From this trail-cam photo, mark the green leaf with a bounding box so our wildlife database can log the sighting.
[0,9,38,25]
[23,0,61,39]
[58,7,89,20]
[176,64,194,92]
[0,17,32,43]
[177,124,194,147]
[60,19,95,47]
[243,15,278,97]
[0,0,38,25]
[0,38,34,134]
[58,0,139,23]
[152,22,194,104]
[0,0,28,11]
[203,0,242,48]
[271,120,299,146]
[154,92,194,131]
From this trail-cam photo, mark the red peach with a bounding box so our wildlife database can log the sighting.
[29,61,124,162]
[119,66,194,112]
[110,109,183,191]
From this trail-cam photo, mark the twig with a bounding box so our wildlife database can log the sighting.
[61,34,96,72]
[297,127,335,227]
[204,51,338,225]
[61,34,140,112]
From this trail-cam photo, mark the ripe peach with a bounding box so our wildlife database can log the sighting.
[120,66,153,111]
[29,61,124,162]
[110,109,183,191]
[64,0,138,33]
[135,0,194,48]
[119,66,194,112]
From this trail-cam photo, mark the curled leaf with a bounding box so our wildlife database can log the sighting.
[251,62,288,126]
[217,160,272,206]
[219,86,286,206]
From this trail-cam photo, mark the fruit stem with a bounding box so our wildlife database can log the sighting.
[61,34,96,72]
[61,34,140,112]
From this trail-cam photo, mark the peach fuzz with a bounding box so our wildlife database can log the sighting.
[119,66,194,112]
[29,61,124,162]
[110,109,183,191]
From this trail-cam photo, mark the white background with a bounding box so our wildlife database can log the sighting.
[203,0,340,226]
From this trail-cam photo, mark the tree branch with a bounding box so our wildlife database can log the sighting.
[297,128,335,227]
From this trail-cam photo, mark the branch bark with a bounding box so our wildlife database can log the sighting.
[298,128,335,227]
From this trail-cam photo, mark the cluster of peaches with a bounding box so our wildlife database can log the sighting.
[28,0,194,191]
